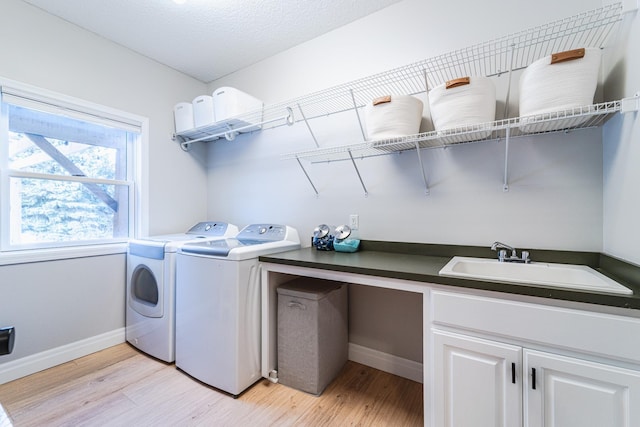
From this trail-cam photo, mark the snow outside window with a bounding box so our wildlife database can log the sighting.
[0,84,142,251]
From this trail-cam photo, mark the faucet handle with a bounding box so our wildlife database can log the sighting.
[521,250,530,263]
[498,249,507,262]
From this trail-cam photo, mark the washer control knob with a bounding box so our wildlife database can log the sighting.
[259,227,267,234]
[205,224,212,231]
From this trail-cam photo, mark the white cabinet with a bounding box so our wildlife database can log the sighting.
[433,331,640,427]
[431,290,640,427]
[433,330,522,427]
[524,349,640,427]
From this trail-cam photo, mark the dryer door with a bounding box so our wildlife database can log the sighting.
[127,255,164,318]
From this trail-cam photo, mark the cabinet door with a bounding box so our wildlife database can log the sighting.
[524,349,640,427]
[433,330,522,427]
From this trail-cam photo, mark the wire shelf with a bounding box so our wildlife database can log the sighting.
[282,101,623,163]
[174,107,293,145]
[175,3,623,145]
[274,2,622,122]
[272,3,632,196]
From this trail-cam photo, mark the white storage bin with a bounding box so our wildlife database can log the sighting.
[519,47,601,133]
[173,102,194,134]
[212,87,263,132]
[363,94,423,141]
[192,95,215,128]
[428,76,496,143]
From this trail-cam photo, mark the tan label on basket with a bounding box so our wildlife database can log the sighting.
[446,77,471,89]
[551,48,585,64]
[372,95,392,106]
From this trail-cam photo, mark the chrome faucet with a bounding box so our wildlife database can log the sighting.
[491,241,531,263]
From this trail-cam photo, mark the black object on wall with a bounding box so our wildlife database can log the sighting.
[0,327,15,355]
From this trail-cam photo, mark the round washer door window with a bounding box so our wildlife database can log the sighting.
[132,265,159,307]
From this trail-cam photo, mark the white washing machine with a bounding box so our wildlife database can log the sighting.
[126,221,238,362]
[175,224,300,396]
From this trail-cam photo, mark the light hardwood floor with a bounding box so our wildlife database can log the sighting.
[0,344,423,426]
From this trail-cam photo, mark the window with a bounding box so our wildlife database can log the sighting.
[0,82,144,251]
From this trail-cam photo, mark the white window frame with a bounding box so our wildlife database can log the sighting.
[0,77,148,264]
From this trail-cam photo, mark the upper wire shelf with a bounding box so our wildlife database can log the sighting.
[275,2,622,122]
[282,100,624,163]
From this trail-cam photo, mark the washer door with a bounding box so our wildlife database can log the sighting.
[128,257,164,318]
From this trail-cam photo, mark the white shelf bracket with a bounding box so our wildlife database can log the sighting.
[415,141,429,195]
[350,89,367,141]
[621,92,640,114]
[224,124,238,142]
[297,103,320,148]
[295,156,319,197]
[503,44,516,120]
[503,128,511,192]
[348,149,369,196]
[285,107,295,126]
[172,133,192,152]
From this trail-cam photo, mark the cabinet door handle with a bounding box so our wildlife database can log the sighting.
[532,368,537,390]
[511,363,516,384]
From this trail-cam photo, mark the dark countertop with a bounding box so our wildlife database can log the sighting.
[260,241,640,311]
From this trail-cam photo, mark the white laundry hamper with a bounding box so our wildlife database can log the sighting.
[364,94,423,141]
[428,76,496,143]
[212,87,264,132]
[173,102,194,134]
[192,95,215,128]
[519,47,601,133]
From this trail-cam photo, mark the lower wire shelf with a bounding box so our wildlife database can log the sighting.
[282,98,637,195]
[283,100,625,163]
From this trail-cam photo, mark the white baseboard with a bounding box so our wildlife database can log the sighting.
[348,343,423,384]
[0,328,125,385]
[0,334,422,386]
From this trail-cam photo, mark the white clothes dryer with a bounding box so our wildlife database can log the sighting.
[175,224,300,396]
[126,221,238,362]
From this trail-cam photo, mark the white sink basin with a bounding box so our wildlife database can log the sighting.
[439,256,632,295]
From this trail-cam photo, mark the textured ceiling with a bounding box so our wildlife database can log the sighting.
[21,0,402,83]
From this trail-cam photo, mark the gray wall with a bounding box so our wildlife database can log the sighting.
[349,285,423,362]
[0,0,209,371]
[204,0,636,362]
[205,0,606,250]
[603,1,640,265]
[0,255,125,362]
[0,0,210,236]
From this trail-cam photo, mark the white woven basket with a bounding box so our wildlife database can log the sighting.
[428,76,496,143]
[364,95,423,140]
[519,47,601,133]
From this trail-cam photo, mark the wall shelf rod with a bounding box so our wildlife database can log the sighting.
[415,141,430,195]
[296,156,319,196]
[297,104,320,148]
[503,128,511,192]
[350,89,367,141]
[348,149,369,196]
